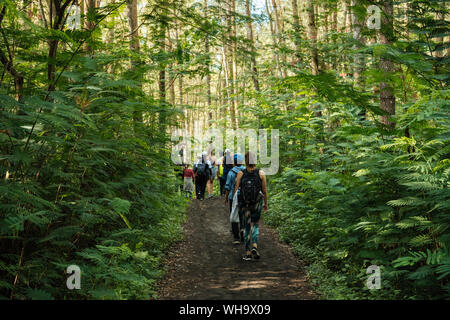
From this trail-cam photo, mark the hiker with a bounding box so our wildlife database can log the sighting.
[221,149,233,197]
[206,150,217,198]
[194,153,211,200]
[224,153,245,245]
[234,151,268,261]
[216,151,226,196]
[174,163,185,193]
[183,164,194,199]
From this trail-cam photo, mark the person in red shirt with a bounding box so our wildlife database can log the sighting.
[183,164,195,199]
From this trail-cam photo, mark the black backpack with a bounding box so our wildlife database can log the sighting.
[196,163,207,177]
[239,169,262,206]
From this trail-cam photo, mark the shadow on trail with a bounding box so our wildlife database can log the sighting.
[157,196,316,300]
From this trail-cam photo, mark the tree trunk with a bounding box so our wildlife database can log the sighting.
[379,0,395,128]
[204,0,212,126]
[231,0,239,128]
[47,0,72,92]
[271,0,287,77]
[265,0,282,77]
[306,0,319,75]
[127,0,143,126]
[343,0,352,33]
[291,0,302,64]
[245,0,260,92]
[86,0,96,55]
[226,0,236,129]
[351,0,364,86]
[127,0,139,53]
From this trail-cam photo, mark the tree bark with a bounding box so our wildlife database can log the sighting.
[245,0,260,92]
[291,0,302,64]
[351,0,364,86]
[204,0,212,126]
[47,0,73,92]
[226,0,236,129]
[127,0,143,126]
[271,0,287,77]
[306,0,319,75]
[85,0,96,54]
[265,0,281,77]
[379,0,395,128]
[231,0,238,128]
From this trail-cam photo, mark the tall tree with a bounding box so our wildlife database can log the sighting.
[291,0,302,64]
[265,0,282,77]
[245,0,260,92]
[204,0,212,126]
[306,0,319,75]
[351,0,364,86]
[231,0,239,128]
[127,0,143,125]
[379,0,396,127]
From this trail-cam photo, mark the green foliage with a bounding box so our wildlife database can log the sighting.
[0,2,187,300]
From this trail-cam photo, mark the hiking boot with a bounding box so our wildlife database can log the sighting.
[251,248,260,260]
[232,239,240,245]
[242,254,252,261]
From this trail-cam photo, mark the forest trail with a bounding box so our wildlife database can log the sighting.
[157,196,316,300]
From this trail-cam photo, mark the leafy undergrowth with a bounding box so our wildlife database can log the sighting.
[264,90,449,300]
[0,54,188,300]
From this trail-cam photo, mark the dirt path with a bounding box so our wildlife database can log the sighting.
[157,196,316,300]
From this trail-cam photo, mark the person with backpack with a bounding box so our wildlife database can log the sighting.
[194,152,211,200]
[234,151,268,260]
[222,149,233,183]
[224,153,245,245]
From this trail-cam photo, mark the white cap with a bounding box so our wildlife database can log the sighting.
[202,151,207,156]
[225,149,230,153]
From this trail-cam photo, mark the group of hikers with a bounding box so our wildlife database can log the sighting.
[176,149,268,261]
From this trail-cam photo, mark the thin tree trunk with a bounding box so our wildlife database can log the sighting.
[265,0,281,77]
[379,0,395,128]
[226,0,236,129]
[204,0,212,126]
[291,0,302,64]
[351,0,364,86]
[231,0,239,128]
[85,0,95,54]
[167,28,176,106]
[343,0,352,33]
[271,0,287,77]
[245,0,260,92]
[306,0,319,75]
[47,0,72,92]
[127,0,142,125]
